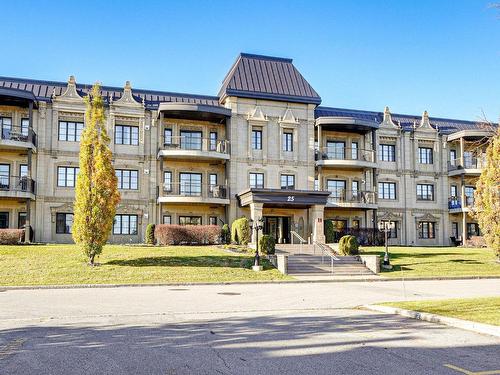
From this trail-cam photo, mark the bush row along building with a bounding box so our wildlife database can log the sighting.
[0,53,494,246]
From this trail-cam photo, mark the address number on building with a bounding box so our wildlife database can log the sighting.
[287,196,295,202]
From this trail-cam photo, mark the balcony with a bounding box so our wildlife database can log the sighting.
[0,176,36,200]
[157,183,230,205]
[448,156,486,177]
[157,136,230,161]
[0,125,37,150]
[326,190,377,209]
[316,147,376,169]
[448,196,474,213]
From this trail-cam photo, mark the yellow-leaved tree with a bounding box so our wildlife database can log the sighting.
[473,128,500,259]
[72,83,121,265]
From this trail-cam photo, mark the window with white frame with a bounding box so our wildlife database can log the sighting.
[21,118,29,137]
[379,144,395,162]
[351,142,358,160]
[209,132,217,151]
[163,215,171,225]
[417,184,434,201]
[0,117,12,139]
[249,173,264,188]
[418,147,433,164]
[113,214,138,235]
[282,131,293,152]
[164,128,172,146]
[115,125,139,145]
[116,169,138,190]
[57,166,79,187]
[163,171,172,192]
[59,121,84,142]
[378,182,396,200]
[251,129,262,150]
[280,174,295,190]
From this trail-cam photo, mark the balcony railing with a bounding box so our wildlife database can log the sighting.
[448,196,475,210]
[1,125,37,146]
[316,147,375,163]
[327,189,377,205]
[0,176,36,194]
[448,156,486,171]
[162,136,229,154]
[160,183,228,199]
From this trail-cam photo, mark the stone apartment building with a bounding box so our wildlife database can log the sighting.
[0,53,493,246]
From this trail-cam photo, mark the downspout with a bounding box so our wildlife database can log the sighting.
[402,127,408,245]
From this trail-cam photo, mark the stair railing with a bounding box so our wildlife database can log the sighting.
[313,241,339,274]
[290,230,306,253]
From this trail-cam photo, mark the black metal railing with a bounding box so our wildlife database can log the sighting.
[316,147,375,163]
[1,125,37,146]
[162,136,229,154]
[161,183,228,199]
[327,189,377,205]
[0,176,36,194]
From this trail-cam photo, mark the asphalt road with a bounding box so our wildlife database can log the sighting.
[0,279,499,375]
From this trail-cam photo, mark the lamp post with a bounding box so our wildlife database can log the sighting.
[378,221,395,270]
[250,217,264,271]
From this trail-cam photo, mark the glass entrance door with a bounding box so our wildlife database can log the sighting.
[263,216,291,244]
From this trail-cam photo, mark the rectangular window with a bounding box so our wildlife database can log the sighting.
[19,164,28,177]
[209,216,218,225]
[314,178,319,191]
[249,173,264,188]
[351,142,358,160]
[163,215,171,225]
[113,214,138,235]
[58,121,84,142]
[179,173,202,196]
[280,174,295,190]
[417,184,434,201]
[116,169,138,190]
[115,125,139,145]
[179,216,202,225]
[164,128,172,146]
[379,144,396,162]
[180,130,202,150]
[419,221,435,239]
[465,186,475,206]
[0,212,8,229]
[56,213,73,234]
[18,212,27,229]
[450,185,458,198]
[467,223,480,238]
[21,118,29,137]
[327,180,346,200]
[381,220,397,238]
[452,222,459,238]
[326,141,345,159]
[282,132,293,152]
[0,164,10,189]
[163,171,172,192]
[57,166,79,187]
[1,117,12,140]
[450,150,457,165]
[251,129,262,150]
[418,147,433,164]
[209,132,217,151]
[378,182,396,200]
[209,173,217,192]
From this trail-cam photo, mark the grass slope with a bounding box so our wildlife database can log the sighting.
[0,244,290,286]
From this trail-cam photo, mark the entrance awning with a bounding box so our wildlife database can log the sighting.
[237,188,330,208]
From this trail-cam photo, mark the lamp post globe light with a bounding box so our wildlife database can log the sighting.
[378,221,395,270]
[250,218,264,272]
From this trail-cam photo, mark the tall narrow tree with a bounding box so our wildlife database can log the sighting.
[73,83,121,265]
[473,128,500,258]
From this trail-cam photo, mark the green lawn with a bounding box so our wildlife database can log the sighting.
[0,244,291,286]
[381,297,500,326]
[360,246,500,278]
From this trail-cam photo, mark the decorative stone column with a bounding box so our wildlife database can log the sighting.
[310,204,325,243]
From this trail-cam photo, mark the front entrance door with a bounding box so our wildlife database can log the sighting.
[263,216,291,244]
[331,219,347,242]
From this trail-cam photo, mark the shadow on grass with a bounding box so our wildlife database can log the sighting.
[104,255,275,270]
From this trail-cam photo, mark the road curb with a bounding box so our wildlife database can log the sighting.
[363,304,500,338]
[1,276,500,291]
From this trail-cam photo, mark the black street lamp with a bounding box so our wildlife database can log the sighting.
[250,217,264,271]
[378,221,395,270]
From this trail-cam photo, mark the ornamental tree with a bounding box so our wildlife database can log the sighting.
[72,83,121,265]
[473,128,500,258]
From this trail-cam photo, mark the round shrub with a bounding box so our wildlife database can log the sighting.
[145,223,155,245]
[221,223,230,244]
[231,217,250,245]
[338,235,359,255]
[258,234,275,255]
[324,220,334,243]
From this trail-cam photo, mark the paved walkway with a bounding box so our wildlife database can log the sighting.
[0,279,499,374]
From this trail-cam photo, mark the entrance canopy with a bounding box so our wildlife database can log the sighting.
[238,188,330,209]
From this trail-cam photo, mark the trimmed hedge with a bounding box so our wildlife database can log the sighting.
[0,229,23,245]
[258,234,275,255]
[145,223,155,245]
[221,224,230,244]
[339,235,360,255]
[155,225,221,245]
[324,220,334,243]
[231,217,250,245]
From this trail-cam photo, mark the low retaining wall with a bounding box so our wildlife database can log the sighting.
[268,254,288,274]
[359,255,380,274]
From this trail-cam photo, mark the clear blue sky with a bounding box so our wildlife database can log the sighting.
[1,0,499,121]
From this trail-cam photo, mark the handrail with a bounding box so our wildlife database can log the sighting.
[316,147,375,162]
[313,241,339,274]
[290,230,306,253]
[162,136,230,153]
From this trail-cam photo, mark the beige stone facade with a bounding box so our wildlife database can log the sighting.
[0,53,493,246]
